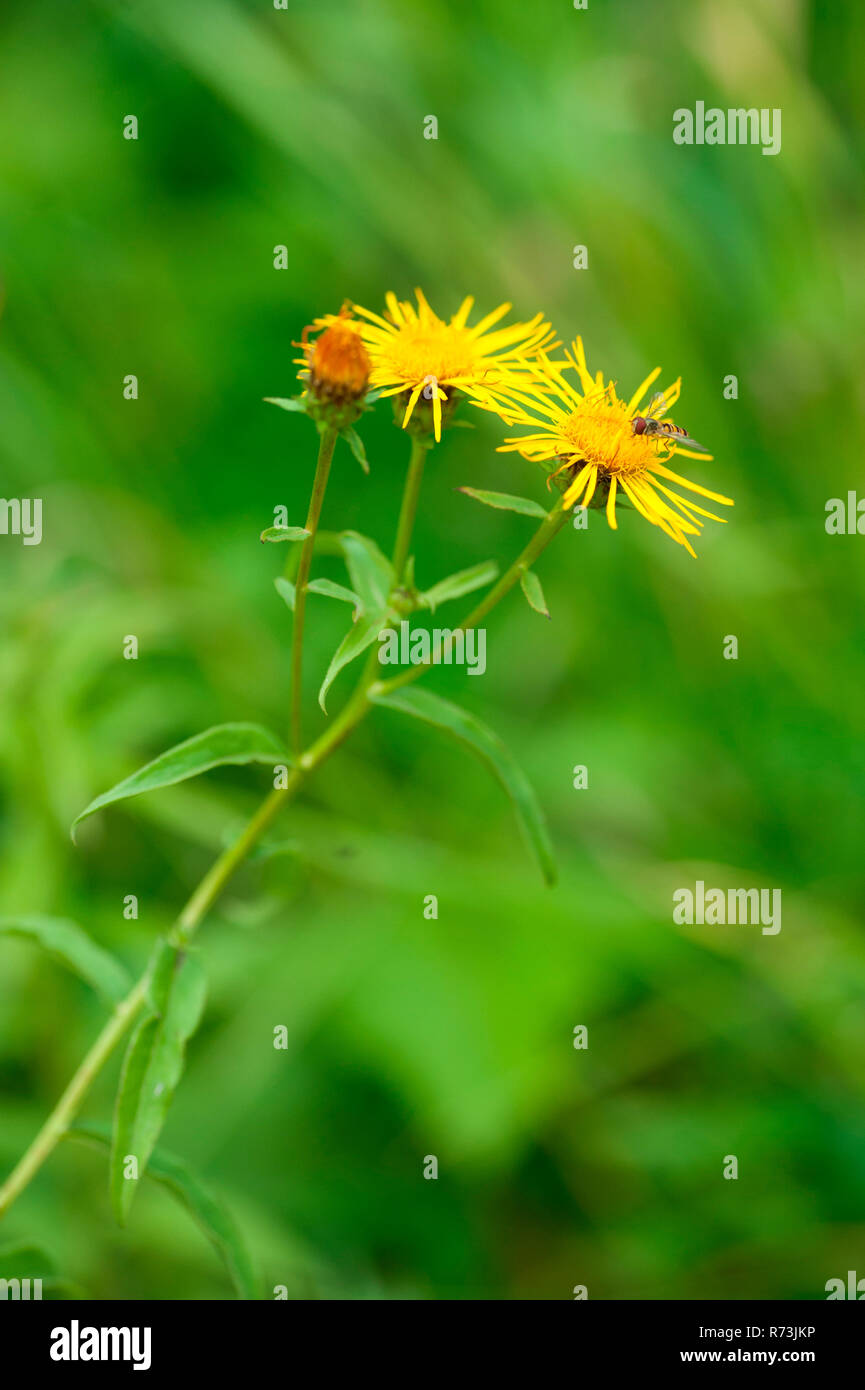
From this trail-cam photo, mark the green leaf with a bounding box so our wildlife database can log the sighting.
[70,1123,259,1301]
[319,610,386,712]
[458,487,548,519]
[339,531,394,610]
[260,525,311,543]
[422,560,498,612]
[262,396,306,414]
[72,723,290,840]
[307,577,363,617]
[0,916,131,1004]
[369,686,557,885]
[111,1012,160,1223]
[520,568,550,618]
[341,426,370,474]
[111,941,207,1225]
[279,529,344,584]
[274,576,296,610]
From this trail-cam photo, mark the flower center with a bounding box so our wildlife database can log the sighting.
[387,324,482,383]
[563,403,663,476]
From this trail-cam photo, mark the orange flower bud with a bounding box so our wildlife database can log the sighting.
[304,312,370,405]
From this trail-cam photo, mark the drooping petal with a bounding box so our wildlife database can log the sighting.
[606,474,618,529]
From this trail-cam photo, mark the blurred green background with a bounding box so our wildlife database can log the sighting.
[2,0,864,1300]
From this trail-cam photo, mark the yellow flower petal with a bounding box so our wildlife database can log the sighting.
[606,474,618,529]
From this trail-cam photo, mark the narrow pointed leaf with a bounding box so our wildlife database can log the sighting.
[260,526,311,543]
[274,576,296,610]
[458,487,548,519]
[111,941,207,1225]
[422,560,498,612]
[339,531,393,610]
[307,577,363,616]
[370,686,557,885]
[341,427,370,474]
[110,1012,160,1224]
[70,1123,259,1301]
[0,916,131,1004]
[318,610,386,712]
[72,723,290,839]
[520,568,550,618]
[262,396,306,414]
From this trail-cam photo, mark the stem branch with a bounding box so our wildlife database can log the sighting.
[375,498,570,695]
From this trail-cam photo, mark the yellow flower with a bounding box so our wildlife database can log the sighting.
[494,338,733,557]
[351,289,558,442]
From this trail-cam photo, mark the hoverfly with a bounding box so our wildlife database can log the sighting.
[631,393,709,452]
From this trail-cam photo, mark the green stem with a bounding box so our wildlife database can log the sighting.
[0,774,311,1221]
[0,466,566,1222]
[174,777,302,943]
[390,436,428,583]
[0,976,150,1220]
[0,433,429,1222]
[291,427,337,755]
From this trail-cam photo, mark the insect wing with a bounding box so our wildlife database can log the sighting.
[671,431,710,453]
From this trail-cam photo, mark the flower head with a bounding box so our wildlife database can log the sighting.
[293,306,371,430]
[351,289,558,442]
[494,338,733,556]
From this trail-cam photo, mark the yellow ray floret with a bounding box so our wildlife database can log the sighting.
[346,289,558,441]
[490,338,733,557]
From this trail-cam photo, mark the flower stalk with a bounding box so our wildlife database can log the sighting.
[291,427,337,754]
[0,459,571,1223]
[390,436,429,582]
